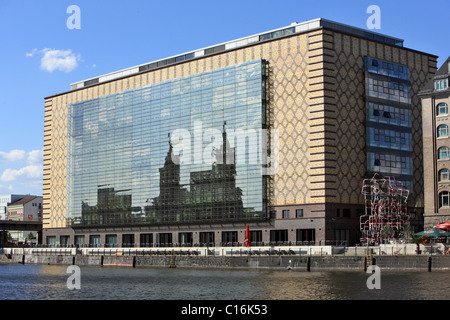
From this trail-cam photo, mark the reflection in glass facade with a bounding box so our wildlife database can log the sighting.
[67,60,268,227]
[365,57,413,189]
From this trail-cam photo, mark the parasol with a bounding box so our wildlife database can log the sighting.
[245,225,250,247]
[415,227,449,237]
[434,222,450,230]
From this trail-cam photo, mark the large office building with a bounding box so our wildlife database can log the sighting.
[43,18,437,247]
[420,57,450,229]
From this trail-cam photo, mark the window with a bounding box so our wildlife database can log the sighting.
[296,229,315,243]
[89,235,100,248]
[122,234,135,247]
[270,230,288,243]
[221,231,238,244]
[435,79,449,91]
[333,229,350,246]
[439,191,450,208]
[60,236,70,247]
[199,232,214,245]
[343,209,351,218]
[439,147,450,160]
[105,234,117,248]
[46,236,56,247]
[74,235,85,247]
[440,169,450,182]
[437,103,449,116]
[140,233,153,247]
[438,125,449,138]
[178,232,192,245]
[296,209,303,218]
[282,210,290,219]
[250,230,262,244]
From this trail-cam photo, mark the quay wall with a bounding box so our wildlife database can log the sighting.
[4,254,450,272]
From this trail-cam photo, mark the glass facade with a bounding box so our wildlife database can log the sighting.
[365,57,413,188]
[67,60,268,227]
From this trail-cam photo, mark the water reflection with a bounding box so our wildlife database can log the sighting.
[1,264,450,300]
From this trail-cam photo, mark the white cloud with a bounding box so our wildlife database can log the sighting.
[25,48,38,57]
[1,165,43,182]
[26,48,81,73]
[0,149,44,184]
[40,48,80,73]
[27,150,43,165]
[0,150,26,162]
[0,184,13,191]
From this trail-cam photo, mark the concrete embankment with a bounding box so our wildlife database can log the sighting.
[3,253,450,272]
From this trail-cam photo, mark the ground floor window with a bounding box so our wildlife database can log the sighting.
[199,232,214,245]
[140,233,153,247]
[122,234,135,247]
[46,236,56,247]
[60,236,70,247]
[74,235,85,247]
[178,232,192,246]
[89,235,100,247]
[250,230,262,244]
[296,229,315,244]
[333,229,350,246]
[270,229,288,243]
[156,233,172,247]
[105,234,117,247]
[222,231,238,244]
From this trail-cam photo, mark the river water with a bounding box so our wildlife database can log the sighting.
[1,264,449,301]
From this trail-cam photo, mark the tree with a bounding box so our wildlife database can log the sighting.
[410,234,426,254]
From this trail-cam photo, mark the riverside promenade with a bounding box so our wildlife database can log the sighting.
[2,243,450,272]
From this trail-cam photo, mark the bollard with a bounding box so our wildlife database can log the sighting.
[306,257,311,272]
[427,257,432,272]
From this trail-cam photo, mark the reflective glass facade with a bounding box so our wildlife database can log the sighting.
[67,60,267,227]
[365,57,413,187]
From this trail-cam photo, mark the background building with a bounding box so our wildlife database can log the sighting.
[0,194,29,220]
[43,18,437,247]
[421,57,450,229]
[6,196,43,243]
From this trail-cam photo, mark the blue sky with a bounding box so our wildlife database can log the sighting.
[0,0,448,196]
